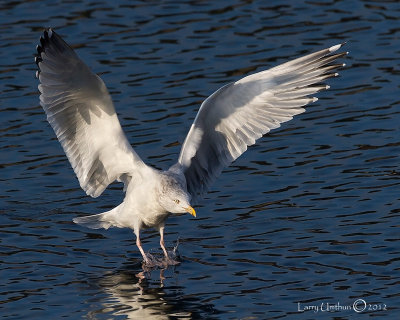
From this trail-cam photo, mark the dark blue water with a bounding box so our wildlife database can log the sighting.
[1,0,399,318]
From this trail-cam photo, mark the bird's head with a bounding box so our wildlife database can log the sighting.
[158,175,196,217]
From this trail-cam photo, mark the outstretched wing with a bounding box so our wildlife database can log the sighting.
[176,44,347,200]
[36,28,144,197]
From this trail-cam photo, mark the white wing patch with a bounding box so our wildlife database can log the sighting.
[36,29,145,197]
[176,44,347,199]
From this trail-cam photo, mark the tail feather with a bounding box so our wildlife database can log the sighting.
[73,213,112,229]
[73,205,121,230]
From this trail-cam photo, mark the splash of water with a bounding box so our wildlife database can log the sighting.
[142,238,180,270]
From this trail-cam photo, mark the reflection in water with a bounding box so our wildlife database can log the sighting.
[96,264,191,319]
[90,243,203,319]
[99,268,174,319]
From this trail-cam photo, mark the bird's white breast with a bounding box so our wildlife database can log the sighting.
[116,167,169,230]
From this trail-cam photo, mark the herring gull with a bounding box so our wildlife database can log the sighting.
[35,28,346,264]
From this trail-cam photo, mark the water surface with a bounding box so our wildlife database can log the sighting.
[1,0,399,318]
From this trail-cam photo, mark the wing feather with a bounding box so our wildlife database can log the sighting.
[36,29,144,197]
[176,44,347,200]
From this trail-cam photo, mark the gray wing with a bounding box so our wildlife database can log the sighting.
[36,29,145,197]
[176,44,347,200]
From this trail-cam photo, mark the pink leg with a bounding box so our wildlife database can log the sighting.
[159,226,169,259]
[136,232,149,264]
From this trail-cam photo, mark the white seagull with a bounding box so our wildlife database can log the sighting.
[35,28,346,264]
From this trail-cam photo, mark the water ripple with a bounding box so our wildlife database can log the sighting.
[1,0,400,318]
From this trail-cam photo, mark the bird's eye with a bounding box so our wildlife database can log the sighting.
[174,199,180,204]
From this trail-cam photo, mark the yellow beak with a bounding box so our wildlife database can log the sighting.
[186,206,196,217]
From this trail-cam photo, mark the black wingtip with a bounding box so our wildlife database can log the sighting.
[43,27,54,40]
[339,41,349,55]
[36,27,55,52]
[35,28,56,76]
